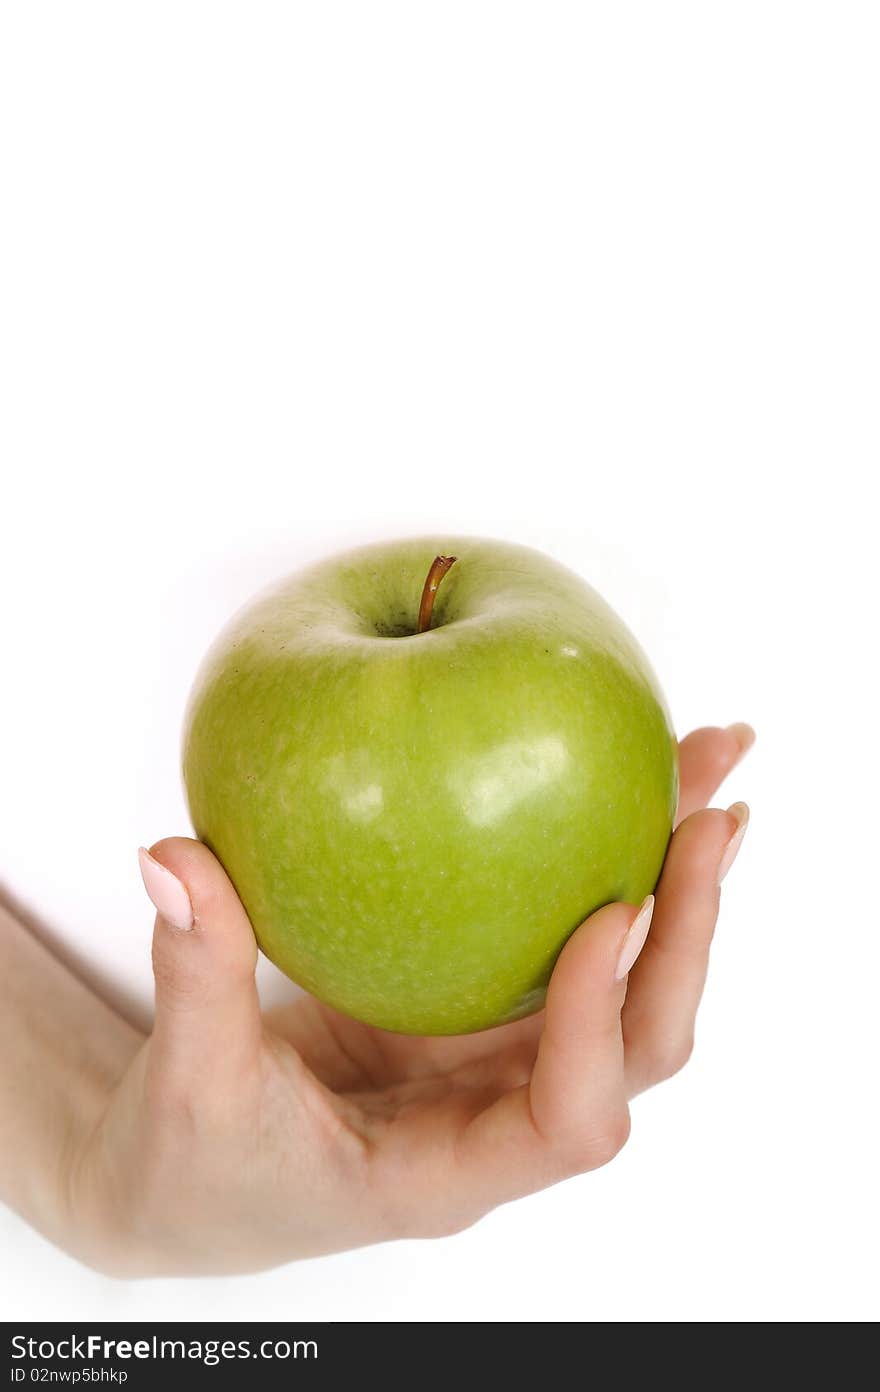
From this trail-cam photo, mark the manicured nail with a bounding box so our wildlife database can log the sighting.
[615,895,655,980]
[726,722,756,760]
[718,802,749,884]
[138,847,193,930]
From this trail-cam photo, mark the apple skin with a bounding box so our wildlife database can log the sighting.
[182,537,678,1035]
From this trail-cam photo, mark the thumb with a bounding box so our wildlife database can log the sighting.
[139,838,261,1085]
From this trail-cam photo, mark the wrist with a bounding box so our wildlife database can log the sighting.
[0,907,143,1262]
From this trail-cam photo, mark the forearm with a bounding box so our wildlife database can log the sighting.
[0,903,142,1243]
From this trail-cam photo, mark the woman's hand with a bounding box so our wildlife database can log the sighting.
[3,723,753,1276]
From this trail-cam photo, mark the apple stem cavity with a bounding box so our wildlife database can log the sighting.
[417,554,457,633]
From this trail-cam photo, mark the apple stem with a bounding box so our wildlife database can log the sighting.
[417,554,457,633]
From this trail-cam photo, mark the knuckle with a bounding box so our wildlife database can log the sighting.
[654,1032,695,1081]
[369,1158,484,1242]
[436,1214,481,1239]
[383,1186,480,1241]
[151,944,207,1010]
[142,1060,200,1130]
[567,1109,631,1172]
[419,1211,480,1240]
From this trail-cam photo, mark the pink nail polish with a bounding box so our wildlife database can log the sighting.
[717,803,749,884]
[615,895,655,980]
[138,847,193,930]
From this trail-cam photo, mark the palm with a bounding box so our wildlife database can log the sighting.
[268,989,541,1108]
[263,725,747,1165]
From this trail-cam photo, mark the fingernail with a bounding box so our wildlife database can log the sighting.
[717,802,749,884]
[726,722,756,761]
[615,895,655,981]
[138,847,193,930]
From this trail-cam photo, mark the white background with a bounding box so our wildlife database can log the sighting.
[1,2,877,1323]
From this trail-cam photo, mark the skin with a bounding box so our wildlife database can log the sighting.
[0,722,752,1276]
[184,537,678,1033]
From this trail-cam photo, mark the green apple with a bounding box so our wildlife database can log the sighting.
[183,537,677,1034]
